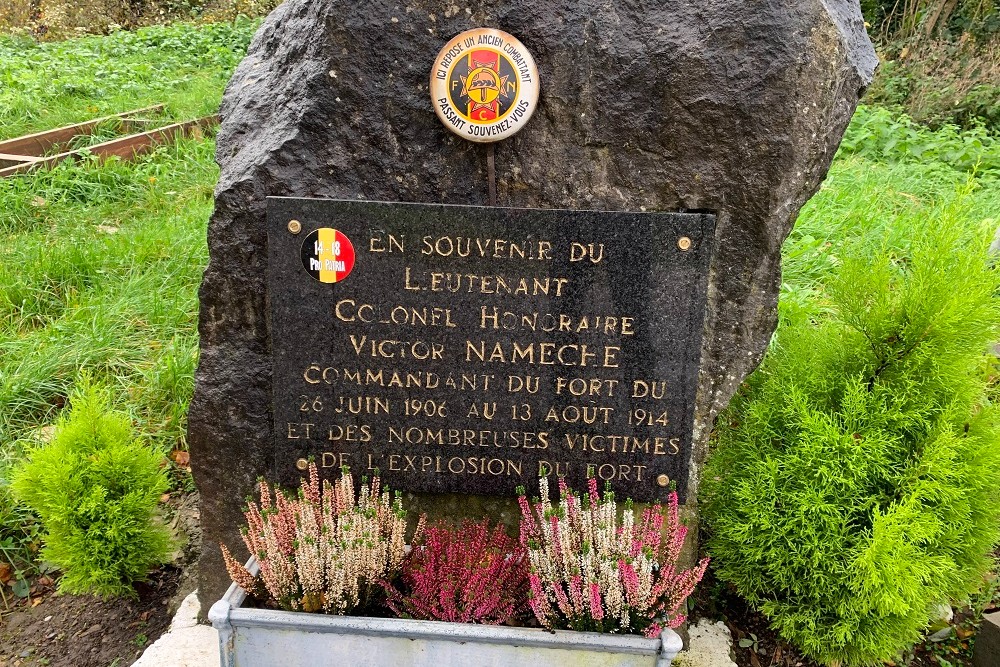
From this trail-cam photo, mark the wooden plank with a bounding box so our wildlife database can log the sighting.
[0,153,39,169]
[0,115,218,178]
[119,118,174,134]
[0,153,39,162]
[0,105,166,158]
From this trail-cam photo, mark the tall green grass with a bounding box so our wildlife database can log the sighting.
[782,155,999,327]
[0,140,214,582]
[0,19,257,138]
[0,20,255,587]
[0,140,213,444]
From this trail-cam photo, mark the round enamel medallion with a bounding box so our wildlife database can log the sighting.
[300,228,355,284]
[430,28,539,143]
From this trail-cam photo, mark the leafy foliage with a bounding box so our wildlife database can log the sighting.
[866,38,1000,134]
[0,475,40,599]
[839,105,1000,177]
[702,217,1000,665]
[11,378,172,596]
[861,0,1000,132]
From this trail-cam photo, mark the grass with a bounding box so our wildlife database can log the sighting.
[0,19,258,590]
[0,19,257,138]
[0,19,997,608]
[0,141,214,447]
[779,103,1000,329]
[783,152,1000,327]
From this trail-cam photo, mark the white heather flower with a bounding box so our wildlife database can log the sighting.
[225,464,412,615]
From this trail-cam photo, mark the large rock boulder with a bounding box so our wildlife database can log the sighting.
[189,0,877,607]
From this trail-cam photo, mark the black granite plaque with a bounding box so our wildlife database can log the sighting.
[267,198,714,502]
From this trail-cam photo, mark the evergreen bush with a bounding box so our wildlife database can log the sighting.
[11,377,171,596]
[702,220,1000,666]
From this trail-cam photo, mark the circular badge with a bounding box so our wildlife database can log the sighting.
[301,228,355,283]
[430,28,539,143]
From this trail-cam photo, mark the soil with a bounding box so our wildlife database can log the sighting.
[0,490,201,667]
[691,569,823,667]
[0,566,181,667]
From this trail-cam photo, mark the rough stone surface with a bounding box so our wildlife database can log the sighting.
[189,0,877,608]
[674,620,738,667]
[974,611,1000,667]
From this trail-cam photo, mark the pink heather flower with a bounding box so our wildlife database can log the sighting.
[221,543,258,595]
[620,560,640,605]
[530,598,552,628]
[383,519,528,625]
[272,493,296,557]
[518,495,533,525]
[223,467,411,615]
[667,613,688,630]
[519,478,708,636]
[589,583,604,621]
[301,461,321,508]
[528,573,545,597]
[630,538,643,559]
[569,575,584,615]
[549,514,562,560]
[553,579,574,618]
[258,479,272,511]
[245,503,264,538]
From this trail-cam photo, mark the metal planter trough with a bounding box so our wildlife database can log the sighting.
[209,558,683,667]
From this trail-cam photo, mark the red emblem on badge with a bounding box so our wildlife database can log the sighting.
[430,29,540,143]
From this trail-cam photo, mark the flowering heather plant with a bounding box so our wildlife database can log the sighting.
[519,476,709,637]
[383,519,528,624]
[222,463,418,614]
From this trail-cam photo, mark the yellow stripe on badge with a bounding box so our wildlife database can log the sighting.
[317,227,339,283]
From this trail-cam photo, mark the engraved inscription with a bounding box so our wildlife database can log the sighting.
[267,199,715,502]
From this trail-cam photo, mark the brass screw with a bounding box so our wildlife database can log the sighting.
[288,219,302,234]
[296,458,309,471]
[677,236,692,251]
[656,474,670,487]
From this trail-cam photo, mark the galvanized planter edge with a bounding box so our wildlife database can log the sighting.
[209,557,684,667]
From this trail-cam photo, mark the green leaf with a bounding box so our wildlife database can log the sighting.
[12,578,30,598]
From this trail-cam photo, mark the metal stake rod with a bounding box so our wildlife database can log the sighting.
[487,143,497,206]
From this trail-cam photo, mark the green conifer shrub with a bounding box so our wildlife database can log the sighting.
[12,377,172,596]
[702,220,1000,666]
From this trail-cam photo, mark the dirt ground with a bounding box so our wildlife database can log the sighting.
[0,566,180,667]
[0,491,200,667]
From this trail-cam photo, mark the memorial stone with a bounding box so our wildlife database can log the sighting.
[189,0,878,607]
